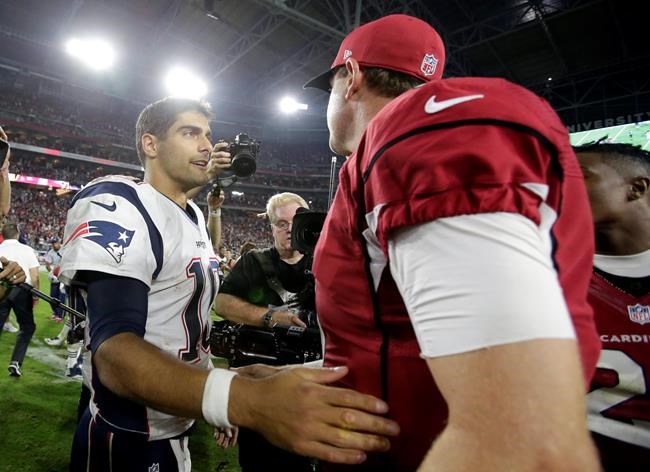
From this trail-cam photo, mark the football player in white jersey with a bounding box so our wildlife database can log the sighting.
[60,97,398,471]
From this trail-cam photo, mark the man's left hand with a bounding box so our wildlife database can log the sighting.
[0,257,26,303]
[207,189,225,209]
[0,257,26,285]
[273,310,307,328]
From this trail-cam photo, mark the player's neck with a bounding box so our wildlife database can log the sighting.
[145,170,188,209]
[344,93,394,156]
[595,219,650,255]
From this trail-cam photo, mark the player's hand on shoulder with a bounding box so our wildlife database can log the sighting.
[229,366,399,464]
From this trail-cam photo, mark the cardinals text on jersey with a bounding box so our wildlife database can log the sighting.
[588,272,650,448]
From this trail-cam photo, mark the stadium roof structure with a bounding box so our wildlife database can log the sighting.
[0,0,647,135]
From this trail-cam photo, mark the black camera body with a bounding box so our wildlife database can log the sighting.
[291,209,327,255]
[227,133,259,178]
[210,320,322,367]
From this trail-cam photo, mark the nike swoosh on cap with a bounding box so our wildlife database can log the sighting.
[424,94,484,114]
[91,200,117,212]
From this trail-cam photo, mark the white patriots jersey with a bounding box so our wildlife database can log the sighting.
[60,176,219,440]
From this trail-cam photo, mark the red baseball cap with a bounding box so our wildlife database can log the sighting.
[304,14,445,91]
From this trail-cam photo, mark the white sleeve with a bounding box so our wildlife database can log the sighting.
[60,183,158,287]
[28,250,40,269]
[388,212,575,358]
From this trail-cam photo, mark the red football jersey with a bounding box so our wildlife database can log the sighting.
[588,272,650,448]
[314,77,600,470]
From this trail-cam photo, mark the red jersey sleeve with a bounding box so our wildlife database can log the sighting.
[357,77,572,254]
[365,124,557,253]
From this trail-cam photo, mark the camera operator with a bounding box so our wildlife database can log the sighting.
[214,192,319,472]
[215,192,314,331]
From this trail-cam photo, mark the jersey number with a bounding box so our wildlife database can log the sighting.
[587,349,647,417]
[179,258,219,362]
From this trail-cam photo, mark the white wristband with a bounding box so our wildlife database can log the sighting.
[201,368,237,428]
[209,209,221,217]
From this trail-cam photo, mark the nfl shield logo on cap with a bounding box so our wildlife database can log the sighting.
[627,304,650,325]
[420,54,439,77]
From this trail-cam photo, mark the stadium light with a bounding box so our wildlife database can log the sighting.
[65,38,116,71]
[279,96,308,114]
[164,67,207,100]
[231,191,244,196]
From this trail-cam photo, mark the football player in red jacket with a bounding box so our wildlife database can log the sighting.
[304,13,601,471]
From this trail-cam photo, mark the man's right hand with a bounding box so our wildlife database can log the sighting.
[228,366,399,464]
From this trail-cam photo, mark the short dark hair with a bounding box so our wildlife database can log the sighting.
[573,142,650,177]
[1,222,19,239]
[336,66,423,98]
[135,97,213,167]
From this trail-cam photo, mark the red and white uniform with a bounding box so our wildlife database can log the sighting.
[588,251,650,449]
[314,77,601,470]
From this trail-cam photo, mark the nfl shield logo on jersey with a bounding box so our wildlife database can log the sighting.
[627,304,650,325]
[420,54,438,76]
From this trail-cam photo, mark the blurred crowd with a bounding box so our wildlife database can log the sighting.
[8,186,70,249]
[0,88,334,252]
[0,83,338,173]
[5,183,279,253]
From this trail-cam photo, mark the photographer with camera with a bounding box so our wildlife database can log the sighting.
[214,192,320,472]
[305,13,600,472]
[215,192,314,332]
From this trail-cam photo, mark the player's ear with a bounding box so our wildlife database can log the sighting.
[141,133,159,159]
[628,176,649,201]
[344,58,363,100]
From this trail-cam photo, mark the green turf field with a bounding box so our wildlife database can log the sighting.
[0,273,240,471]
[570,119,650,148]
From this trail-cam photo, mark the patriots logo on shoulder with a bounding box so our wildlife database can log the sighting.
[64,220,135,263]
[627,304,650,325]
[420,53,438,77]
